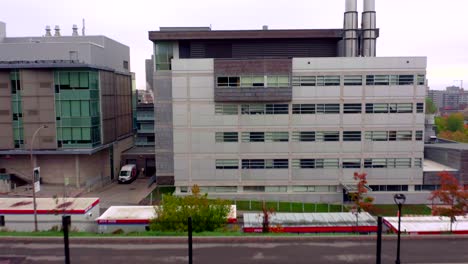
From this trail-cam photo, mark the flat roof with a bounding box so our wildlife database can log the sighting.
[0,197,99,214]
[122,146,155,156]
[384,216,468,234]
[0,143,111,155]
[425,143,468,151]
[97,205,236,224]
[0,60,130,76]
[423,159,458,172]
[149,29,344,41]
[243,212,376,228]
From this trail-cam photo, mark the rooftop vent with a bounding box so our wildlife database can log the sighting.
[54,25,61,37]
[45,25,52,37]
[72,24,79,36]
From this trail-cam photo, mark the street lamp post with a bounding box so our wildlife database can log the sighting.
[393,193,406,264]
[30,124,47,232]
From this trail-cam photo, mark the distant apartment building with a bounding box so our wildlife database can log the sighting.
[148,0,428,203]
[428,86,467,114]
[0,22,134,189]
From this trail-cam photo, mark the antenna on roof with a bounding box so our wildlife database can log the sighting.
[209,24,212,30]
[82,18,86,36]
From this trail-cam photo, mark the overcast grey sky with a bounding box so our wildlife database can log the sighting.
[1,0,467,90]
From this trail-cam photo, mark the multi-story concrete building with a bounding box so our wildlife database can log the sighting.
[0,22,134,189]
[148,0,428,203]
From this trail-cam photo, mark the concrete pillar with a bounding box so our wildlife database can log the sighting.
[75,155,80,188]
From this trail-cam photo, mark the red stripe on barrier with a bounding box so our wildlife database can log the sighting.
[243,226,378,233]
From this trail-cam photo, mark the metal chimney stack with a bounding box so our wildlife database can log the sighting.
[45,25,52,37]
[362,0,377,57]
[343,0,358,57]
[54,25,61,37]
[72,24,79,36]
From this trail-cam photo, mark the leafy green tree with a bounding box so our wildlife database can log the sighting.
[435,116,447,134]
[150,186,231,232]
[446,113,464,132]
[425,98,438,114]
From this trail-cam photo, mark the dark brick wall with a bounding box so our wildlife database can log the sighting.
[424,147,468,185]
[214,58,292,75]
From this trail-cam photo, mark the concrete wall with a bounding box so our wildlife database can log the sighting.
[0,35,130,73]
[0,71,13,149]
[0,205,99,232]
[98,223,148,234]
[154,70,174,179]
[0,148,112,188]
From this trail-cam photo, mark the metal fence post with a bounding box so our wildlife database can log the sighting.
[188,216,192,264]
[376,216,382,264]
[62,215,71,264]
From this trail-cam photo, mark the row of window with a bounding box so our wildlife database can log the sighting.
[215,74,425,88]
[216,158,423,169]
[180,185,338,193]
[292,74,425,87]
[215,130,423,142]
[180,184,439,193]
[217,76,289,88]
[215,103,424,115]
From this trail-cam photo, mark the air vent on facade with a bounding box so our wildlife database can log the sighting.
[41,137,54,143]
[27,110,38,116]
[40,82,51,88]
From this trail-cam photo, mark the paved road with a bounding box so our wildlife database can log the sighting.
[0,236,467,264]
[83,178,153,209]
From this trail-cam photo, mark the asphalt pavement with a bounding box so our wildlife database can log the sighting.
[0,236,467,264]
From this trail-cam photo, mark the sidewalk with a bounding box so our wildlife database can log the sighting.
[2,184,85,198]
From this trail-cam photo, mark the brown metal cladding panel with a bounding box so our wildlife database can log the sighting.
[0,124,14,149]
[149,29,343,41]
[100,71,116,144]
[214,58,292,75]
[20,70,57,149]
[0,71,13,149]
[102,119,116,144]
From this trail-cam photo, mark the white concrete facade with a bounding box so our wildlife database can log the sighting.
[171,57,426,202]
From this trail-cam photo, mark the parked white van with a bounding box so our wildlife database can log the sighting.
[118,164,137,183]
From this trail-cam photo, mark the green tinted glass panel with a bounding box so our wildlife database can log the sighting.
[69,72,79,87]
[80,101,90,116]
[79,72,89,88]
[89,71,98,89]
[82,127,91,140]
[71,101,80,117]
[62,128,72,140]
[56,128,62,140]
[61,101,71,116]
[72,127,82,140]
[59,72,69,85]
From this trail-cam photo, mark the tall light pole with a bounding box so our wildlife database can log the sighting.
[30,124,47,232]
[393,193,406,264]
